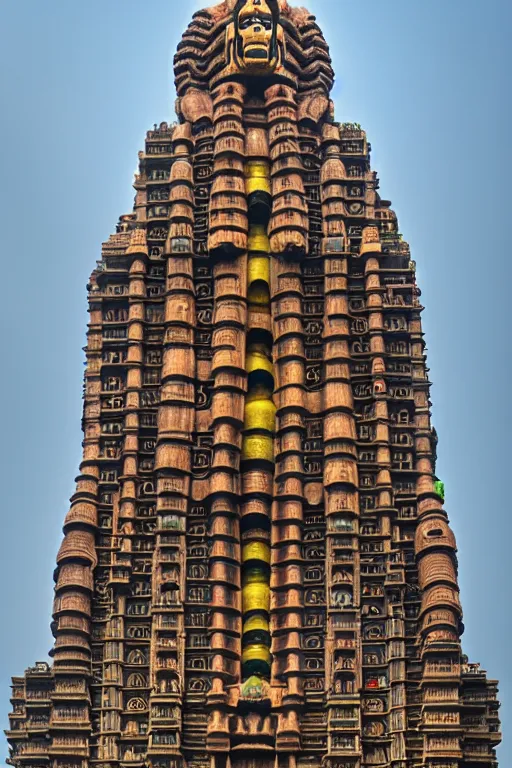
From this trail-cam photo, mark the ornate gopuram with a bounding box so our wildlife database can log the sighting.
[6,2,502,768]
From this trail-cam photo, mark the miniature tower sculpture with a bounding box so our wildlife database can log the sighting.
[6,2,501,768]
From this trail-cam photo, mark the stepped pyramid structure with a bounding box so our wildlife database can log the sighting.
[6,1,501,767]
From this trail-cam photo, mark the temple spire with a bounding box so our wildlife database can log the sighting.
[5,3,501,768]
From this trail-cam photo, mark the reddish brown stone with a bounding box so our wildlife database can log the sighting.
[5,3,501,768]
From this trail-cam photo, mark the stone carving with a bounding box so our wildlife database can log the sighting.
[5,3,501,768]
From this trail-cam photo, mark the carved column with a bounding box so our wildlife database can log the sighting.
[415,449,463,765]
[361,226,409,766]
[99,228,150,761]
[149,125,197,767]
[269,252,306,754]
[48,268,102,765]
[320,130,362,766]
[266,84,309,260]
[208,82,248,261]
[206,252,247,752]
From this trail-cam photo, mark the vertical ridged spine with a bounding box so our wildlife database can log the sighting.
[49,284,101,759]
[240,149,274,690]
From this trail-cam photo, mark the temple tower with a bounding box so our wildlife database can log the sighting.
[6,2,501,768]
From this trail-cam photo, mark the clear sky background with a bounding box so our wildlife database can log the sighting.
[0,0,510,763]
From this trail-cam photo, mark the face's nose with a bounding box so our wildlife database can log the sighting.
[254,25,262,32]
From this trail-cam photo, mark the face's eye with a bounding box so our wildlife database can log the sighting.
[239,15,272,30]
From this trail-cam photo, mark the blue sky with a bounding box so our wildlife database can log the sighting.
[0,0,510,763]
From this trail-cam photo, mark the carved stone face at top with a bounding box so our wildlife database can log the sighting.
[227,0,283,76]
[237,0,274,62]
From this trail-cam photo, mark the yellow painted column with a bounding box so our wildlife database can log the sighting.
[241,161,275,682]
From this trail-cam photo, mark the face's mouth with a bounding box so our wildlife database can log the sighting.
[244,47,269,59]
